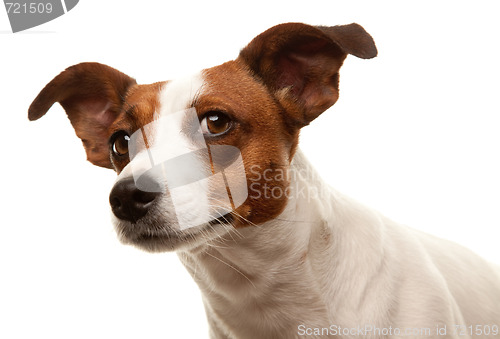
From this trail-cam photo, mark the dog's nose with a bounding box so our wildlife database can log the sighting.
[109,177,161,222]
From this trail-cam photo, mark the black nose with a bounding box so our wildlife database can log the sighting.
[109,177,161,222]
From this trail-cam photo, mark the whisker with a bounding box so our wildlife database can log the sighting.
[272,217,320,224]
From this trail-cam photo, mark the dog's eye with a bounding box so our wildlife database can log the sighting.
[200,111,232,136]
[110,131,130,157]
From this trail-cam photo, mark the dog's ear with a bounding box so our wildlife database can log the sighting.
[28,62,136,169]
[238,23,377,126]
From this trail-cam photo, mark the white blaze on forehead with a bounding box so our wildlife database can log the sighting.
[119,72,216,230]
[159,72,205,119]
[153,73,214,229]
[153,72,206,162]
[117,72,206,182]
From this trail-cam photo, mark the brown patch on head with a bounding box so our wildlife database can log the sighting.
[108,81,165,173]
[119,82,165,130]
[200,61,297,225]
[197,23,377,227]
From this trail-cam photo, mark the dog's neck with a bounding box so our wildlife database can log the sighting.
[178,150,387,338]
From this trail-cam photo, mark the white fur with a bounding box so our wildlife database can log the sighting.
[178,150,500,339]
[110,73,500,339]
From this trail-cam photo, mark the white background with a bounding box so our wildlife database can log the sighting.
[1,1,499,338]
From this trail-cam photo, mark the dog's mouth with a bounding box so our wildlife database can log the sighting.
[112,211,235,252]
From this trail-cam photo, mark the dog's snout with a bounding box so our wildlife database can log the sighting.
[109,177,161,222]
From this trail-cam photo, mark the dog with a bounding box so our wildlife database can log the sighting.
[29,23,500,338]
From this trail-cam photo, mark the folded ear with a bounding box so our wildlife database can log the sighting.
[28,62,136,168]
[238,23,377,126]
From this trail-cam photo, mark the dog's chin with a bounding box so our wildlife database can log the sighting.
[111,214,234,253]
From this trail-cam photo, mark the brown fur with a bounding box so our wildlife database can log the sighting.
[28,63,137,168]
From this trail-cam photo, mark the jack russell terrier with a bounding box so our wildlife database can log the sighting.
[29,23,500,338]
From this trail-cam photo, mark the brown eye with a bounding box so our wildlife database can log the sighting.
[110,131,130,157]
[200,111,232,136]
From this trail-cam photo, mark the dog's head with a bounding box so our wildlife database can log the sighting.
[28,23,376,252]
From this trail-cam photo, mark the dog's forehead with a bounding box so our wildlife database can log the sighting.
[158,72,205,116]
[116,72,206,180]
[148,71,205,148]
[124,82,165,128]
[119,72,205,136]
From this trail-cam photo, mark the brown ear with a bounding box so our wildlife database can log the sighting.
[28,62,137,169]
[238,23,377,126]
